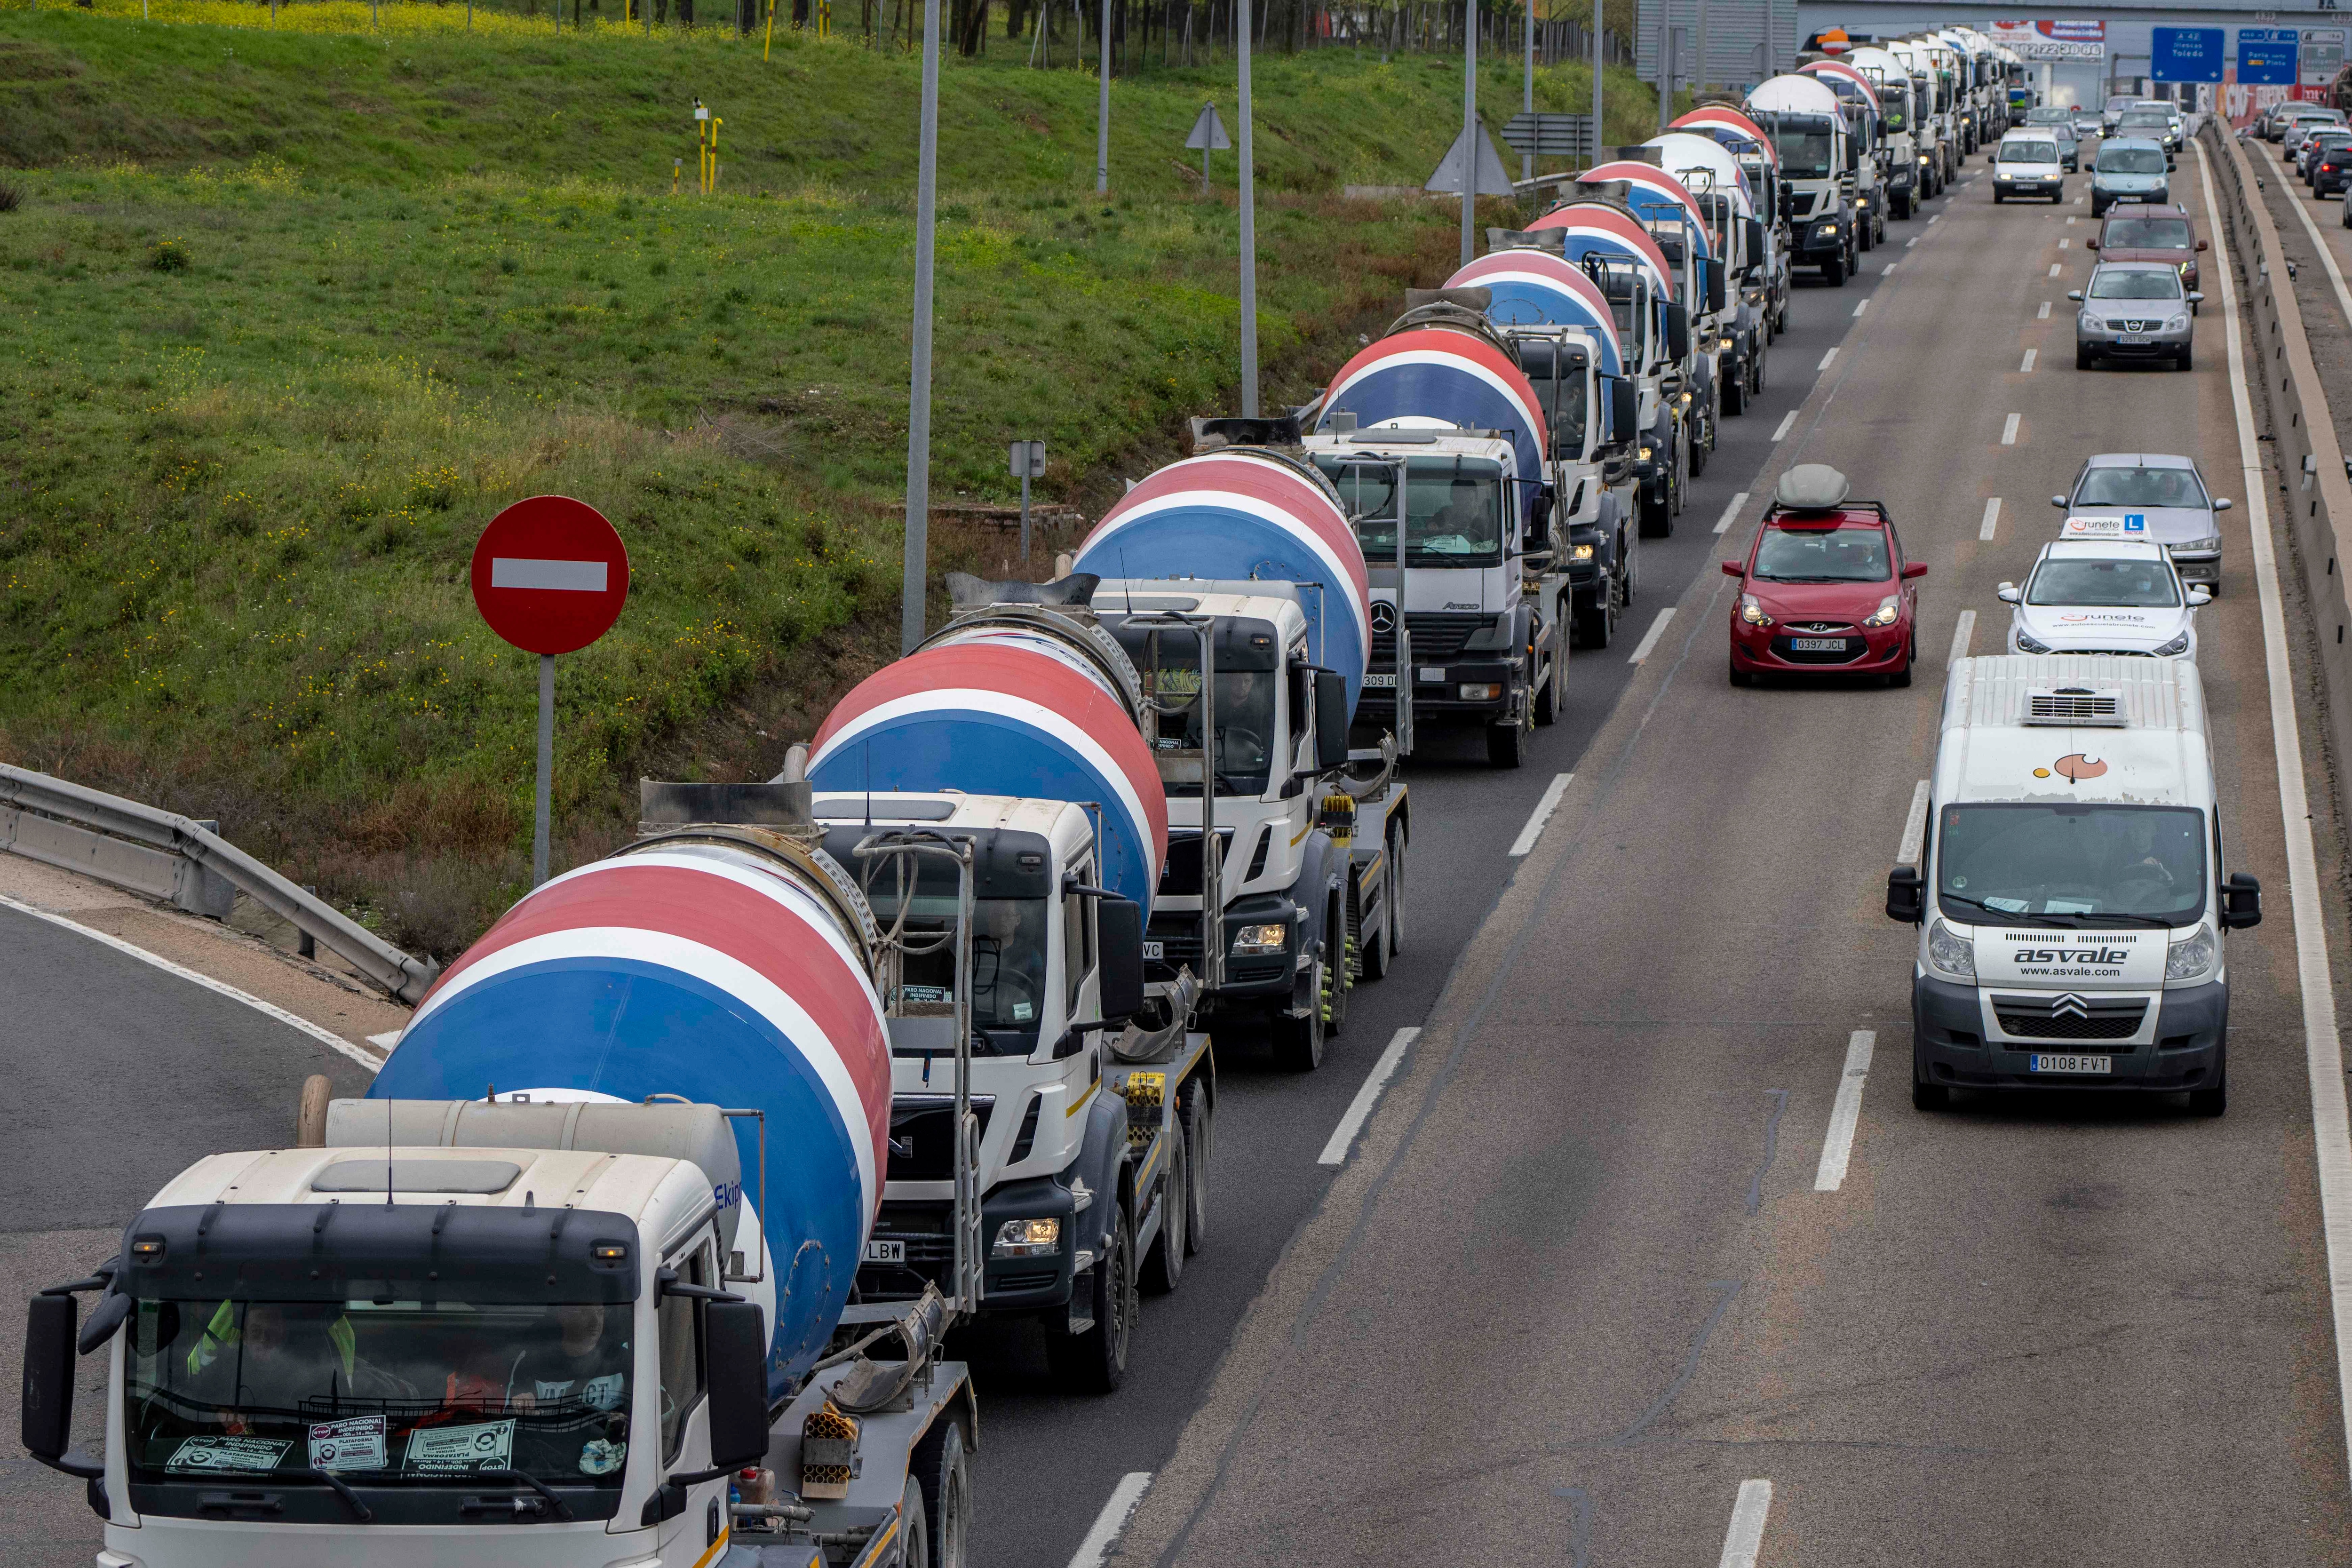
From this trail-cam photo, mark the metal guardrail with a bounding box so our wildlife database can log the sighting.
[0,764,440,1005]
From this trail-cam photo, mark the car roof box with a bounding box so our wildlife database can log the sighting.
[1774,463,1851,513]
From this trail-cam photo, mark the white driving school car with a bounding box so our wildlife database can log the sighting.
[1998,540,2208,660]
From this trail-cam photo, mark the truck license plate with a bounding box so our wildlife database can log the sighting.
[862,1240,906,1264]
[1142,940,1164,960]
[2029,1053,2114,1075]
[1362,673,1397,688]
[1791,637,1845,652]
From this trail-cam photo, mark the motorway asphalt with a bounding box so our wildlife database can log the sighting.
[1097,141,2352,1566]
[5,142,2349,1568]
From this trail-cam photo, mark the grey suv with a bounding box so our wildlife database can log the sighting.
[2071,263,2200,370]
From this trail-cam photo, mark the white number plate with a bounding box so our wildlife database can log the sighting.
[1790,637,1846,651]
[2029,1053,2114,1075]
[1362,673,1397,688]
[1142,940,1164,960]
[1417,667,1446,683]
[2120,334,2151,344]
[862,1240,906,1264]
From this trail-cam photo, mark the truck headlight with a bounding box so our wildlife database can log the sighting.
[1919,154,1931,164]
[1864,595,1901,628]
[1927,918,1976,981]
[2166,924,2218,982]
[1639,445,1654,462]
[1816,222,1839,237]
[1738,594,1773,627]
[1569,542,1596,561]
[1457,683,1504,700]
[993,1217,1061,1257]
[1232,922,1288,955]
[2153,630,2191,656]
[2014,629,2052,654]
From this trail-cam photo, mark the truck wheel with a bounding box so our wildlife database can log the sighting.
[1689,417,1711,477]
[1486,708,1529,768]
[1534,631,1565,724]
[1363,838,1398,980]
[1823,251,1847,287]
[1671,439,1689,513]
[1141,1108,1188,1294]
[1269,964,1326,1071]
[1046,1199,1135,1393]
[1321,901,1350,1037]
[1722,368,1744,416]
[909,1414,971,1568]
[1859,214,1875,250]
[1638,478,1672,539]
[900,1476,932,1568]
[1182,1089,1210,1251]
[2187,1045,2227,1116]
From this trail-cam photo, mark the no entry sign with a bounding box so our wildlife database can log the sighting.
[469,495,630,655]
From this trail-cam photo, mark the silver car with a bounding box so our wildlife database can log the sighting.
[2050,452,2231,593]
[2091,138,2171,216]
[2071,262,2200,370]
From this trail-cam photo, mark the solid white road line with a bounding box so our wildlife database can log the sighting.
[2020,348,2037,372]
[0,892,382,1073]
[1626,608,1676,665]
[1853,297,1869,316]
[1067,1472,1154,1568]
[1771,411,1798,442]
[1318,1027,1423,1166]
[2199,139,2352,1496]
[1818,346,1838,371]
[2037,300,2052,318]
[1896,780,1931,864]
[1509,773,1575,858]
[1713,490,1751,534]
[1979,497,2002,540]
[1813,1029,1876,1192]
[1717,1480,1774,1568]
[2047,262,2062,277]
[2000,412,2021,445]
[1947,607,1976,666]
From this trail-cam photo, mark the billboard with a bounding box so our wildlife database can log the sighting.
[2153,27,2225,85]
[1988,19,2106,61]
[2239,28,2300,87]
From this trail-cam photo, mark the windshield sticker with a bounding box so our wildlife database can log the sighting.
[900,985,952,1004]
[1013,1001,1033,1020]
[165,1435,291,1474]
[2033,754,2108,781]
[308,1416,387,1472]
[580,1438,628,1476]
[405,1419,516,1473]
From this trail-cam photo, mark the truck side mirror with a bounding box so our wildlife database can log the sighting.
[1886,866,1925,923]
[1663,302,1691,362]
[702,1300,772,1472]
[1745,217,1765,264]
[1313,668,1350,772]
[2222,871,2263,930]
[1608,377,1637,444]
[21,1294,76,1465]
[1704,257,1726,314]
[1095,896,1146,1019]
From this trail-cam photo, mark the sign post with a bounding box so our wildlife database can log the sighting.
[1008,440,1047,564]
[470,496,631,886]
[1184,102,1231,194]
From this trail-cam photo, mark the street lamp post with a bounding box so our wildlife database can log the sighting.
[1461,0,1478,268]
[899,0,942,654]
[1238,0,1258,414]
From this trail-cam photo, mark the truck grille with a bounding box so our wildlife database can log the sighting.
[1158,831,1234,898]
[1992,994,2145,1041]
[884,1094,995,1182]
[1146,916,1204,983]
[1370,612,1489,664]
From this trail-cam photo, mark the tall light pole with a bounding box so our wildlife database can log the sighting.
[899,0,942,654]
[1238,0,1258,414]
[1097,0,1112,192]
[1591,0,1602,164]
[1523,0,1535,185]
[1461,0,1478,268]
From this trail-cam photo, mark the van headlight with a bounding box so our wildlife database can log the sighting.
[2153,630,2191,656]
[1863,595,1901,628]
[2166,924,2218,982]
[1927,918,1976,981]
[1232,922,1289,955]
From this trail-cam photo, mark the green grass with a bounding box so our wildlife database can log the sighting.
[0,6,1664,956]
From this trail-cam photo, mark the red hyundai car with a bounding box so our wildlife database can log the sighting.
[1724,489,1926,686]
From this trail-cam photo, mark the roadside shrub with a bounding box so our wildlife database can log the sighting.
[147,237,190,272]
[0,183,22,215]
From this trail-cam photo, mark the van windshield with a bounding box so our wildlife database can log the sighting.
[1937,803,2207,925]
[2098,146,2166,174]
[2003,142,2059,164]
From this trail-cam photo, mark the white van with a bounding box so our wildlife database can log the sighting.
[1993,130,2066,203]
[1886,655,2261,1113]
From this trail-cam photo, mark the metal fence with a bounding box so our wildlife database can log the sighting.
[0,764,440,1005]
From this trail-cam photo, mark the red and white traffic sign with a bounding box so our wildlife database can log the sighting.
[469,495,630,656]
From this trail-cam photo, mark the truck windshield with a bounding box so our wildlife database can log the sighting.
[124,1297,632,1495]
[1771,119,1837,178]
[2074,466,2206,507]
[1138,665,1279,798]
[856,860,1051,1036]
[2026,557,2181,607]
[1327,457,1506,566]
[1937,803,2207,925]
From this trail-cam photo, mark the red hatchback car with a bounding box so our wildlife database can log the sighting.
[1724,472,1926,686]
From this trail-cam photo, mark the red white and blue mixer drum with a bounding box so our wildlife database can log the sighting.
[808,630,1169,913]
[1444,251,1626,377]
[1315,326,1551,489]
[1526,204,1679,304]
[1073,450,1372,719]
[373,844,892,1394]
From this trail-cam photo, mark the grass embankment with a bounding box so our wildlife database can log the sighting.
[0,7,1662,955]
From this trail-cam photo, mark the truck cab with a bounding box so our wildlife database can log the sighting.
[818,791,1203,1393]
[1504,320,1641,648]
[1886,656,2262,1115]
[1748,75,1860,286]
[1802,63,1889,248]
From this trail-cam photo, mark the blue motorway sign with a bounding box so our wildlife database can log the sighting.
[2153,27,2225,84]
[2239,27,2299,86]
